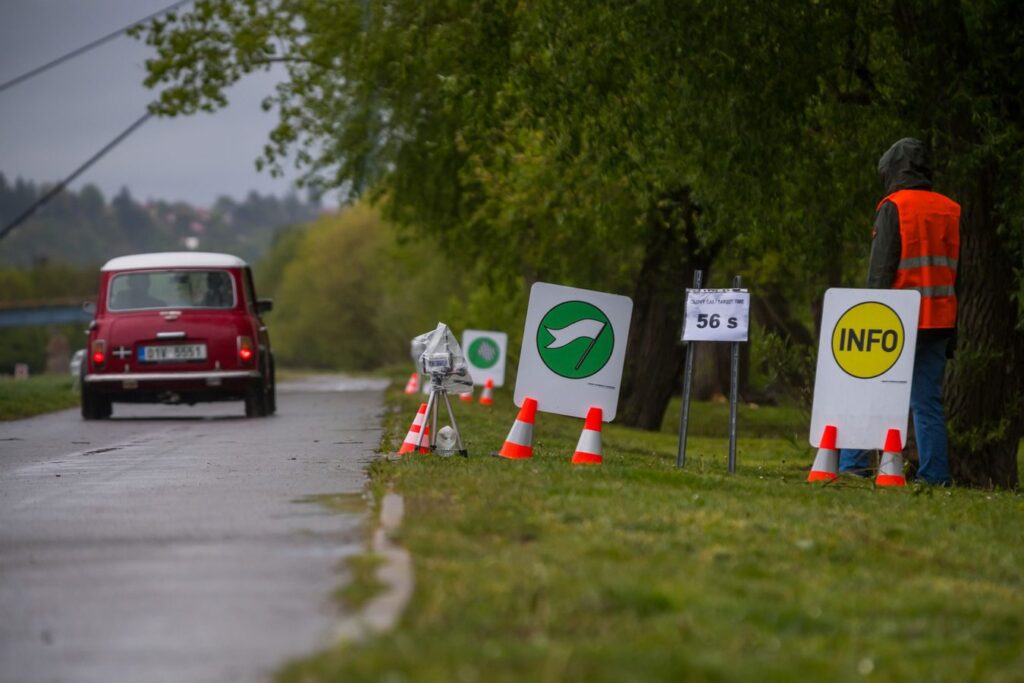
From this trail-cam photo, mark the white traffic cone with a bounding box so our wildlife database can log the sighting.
[397,403,430,455]
[479,378,494,406]
[807,425,838,482]
[571,406,603,464]
[876,428,906,487]
[494,397,537,459]
[403,372,419,395]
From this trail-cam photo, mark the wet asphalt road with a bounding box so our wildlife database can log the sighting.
[0,376,388,683]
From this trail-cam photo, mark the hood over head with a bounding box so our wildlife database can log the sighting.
[878,137,932,194]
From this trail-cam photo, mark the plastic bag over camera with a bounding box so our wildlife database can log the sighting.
[415,322,474,394]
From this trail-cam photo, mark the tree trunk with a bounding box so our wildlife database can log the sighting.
[945,165,1023,488]
[617,189,716,430]
[693,341,749,403]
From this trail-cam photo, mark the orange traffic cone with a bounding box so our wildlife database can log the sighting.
[403,372,419,395]
[572,406,603,464]
[876,428,906,487]
[807,425,839,482]
[494,397,537,459]
[459,389,474,402]
[479,378,494,406]
[397,403,431,455]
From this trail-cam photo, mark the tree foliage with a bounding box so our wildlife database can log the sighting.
[137,1,1024,485]
[260,204,460,370]
[0,173,321,267]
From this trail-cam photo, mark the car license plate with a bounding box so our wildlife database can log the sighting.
[139,344,207,362]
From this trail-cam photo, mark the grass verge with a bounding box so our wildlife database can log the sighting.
[279,380,1024,683]
[0,375,79,420]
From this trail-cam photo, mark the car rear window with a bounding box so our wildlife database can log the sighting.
[108,270,236,311]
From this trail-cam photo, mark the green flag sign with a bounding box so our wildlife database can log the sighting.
[462,330,508,387]
[468,337,500,369]
[515,282,633,420]
[536,301,613,379]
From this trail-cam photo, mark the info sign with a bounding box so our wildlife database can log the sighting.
[682,289,751,342]
[462,329,508,387]
[809,288,920,449]
[515,282,633,420]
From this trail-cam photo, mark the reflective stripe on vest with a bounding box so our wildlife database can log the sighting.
[878,189,960,329]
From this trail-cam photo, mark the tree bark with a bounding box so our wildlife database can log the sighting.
[945,164,1023,488]
[617,189,716,430]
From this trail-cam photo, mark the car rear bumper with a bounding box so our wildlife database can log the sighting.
[85,370,260,384]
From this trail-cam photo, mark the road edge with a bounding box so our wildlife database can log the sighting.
[333,488,413,642]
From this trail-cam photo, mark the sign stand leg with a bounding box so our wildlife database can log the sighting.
[676,269,703,468]
[727,275,742,474]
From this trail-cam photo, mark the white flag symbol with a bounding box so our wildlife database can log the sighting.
[544,319,606,348]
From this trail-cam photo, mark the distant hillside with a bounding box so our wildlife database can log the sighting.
[0,173,323,267]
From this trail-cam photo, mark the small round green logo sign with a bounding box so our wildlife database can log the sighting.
[468,337,500,369]
[537,300,613,379]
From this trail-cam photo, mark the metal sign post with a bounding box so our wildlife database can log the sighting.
[677,274,750,473]
[676,270,702,468]
[727,275,742,473]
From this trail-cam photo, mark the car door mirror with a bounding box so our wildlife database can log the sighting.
[83,301,96,315]
[256,298,274,314]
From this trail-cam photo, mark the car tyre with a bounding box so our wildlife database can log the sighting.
[267,354,277,415]
[81,383,112,420]
[245,374,270,418]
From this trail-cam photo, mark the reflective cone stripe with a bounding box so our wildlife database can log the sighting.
[459,390,474,402]
[403,372,419,395]
[807,424,839,482]
[572,407,603,464]
[496,397,537,459]
[876,428,906,487]
[479,378,494,405]
[397,404,431,455]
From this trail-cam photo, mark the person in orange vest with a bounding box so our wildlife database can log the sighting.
[840,138,959,485]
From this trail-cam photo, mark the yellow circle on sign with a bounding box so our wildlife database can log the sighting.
[830,302,905,379]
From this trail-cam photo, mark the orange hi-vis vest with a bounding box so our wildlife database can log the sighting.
[878,189,960,329]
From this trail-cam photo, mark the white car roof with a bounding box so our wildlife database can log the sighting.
[101,252,249,272]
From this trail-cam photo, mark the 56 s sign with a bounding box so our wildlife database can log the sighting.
[682,289,750,342]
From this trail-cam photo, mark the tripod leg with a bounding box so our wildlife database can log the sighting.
[430,389,439,451]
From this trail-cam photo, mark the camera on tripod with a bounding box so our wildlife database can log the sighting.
[408,323,473,457]
[420,351,453,377]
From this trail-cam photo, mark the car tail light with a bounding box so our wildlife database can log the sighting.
[91,339,106,368]
[237,336,255,364]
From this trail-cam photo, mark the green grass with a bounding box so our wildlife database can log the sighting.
[0,374,79,420]
[279,380,1024,683]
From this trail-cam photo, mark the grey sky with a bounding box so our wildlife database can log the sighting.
[0,0,310,207]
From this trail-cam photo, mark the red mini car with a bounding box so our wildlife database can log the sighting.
[81,252,276,419]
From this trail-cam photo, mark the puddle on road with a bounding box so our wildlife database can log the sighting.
[292,492,368,514]
[277,376,389,393]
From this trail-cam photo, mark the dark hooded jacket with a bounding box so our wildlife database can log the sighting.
[868,137,956,340]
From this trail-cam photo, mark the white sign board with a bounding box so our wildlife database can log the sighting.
[463,329,508,387]
[515,282,633,421]
[809,288,920,449]
[682,289,751,342]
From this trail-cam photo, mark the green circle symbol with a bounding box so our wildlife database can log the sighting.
[468,337,500,369]
[536,300,613,379]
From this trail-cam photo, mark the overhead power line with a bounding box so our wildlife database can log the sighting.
[0,111,154,242]
[0,0,194,94]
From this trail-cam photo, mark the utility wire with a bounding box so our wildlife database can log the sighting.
[0,111,154,242]
[0,0,194,94]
